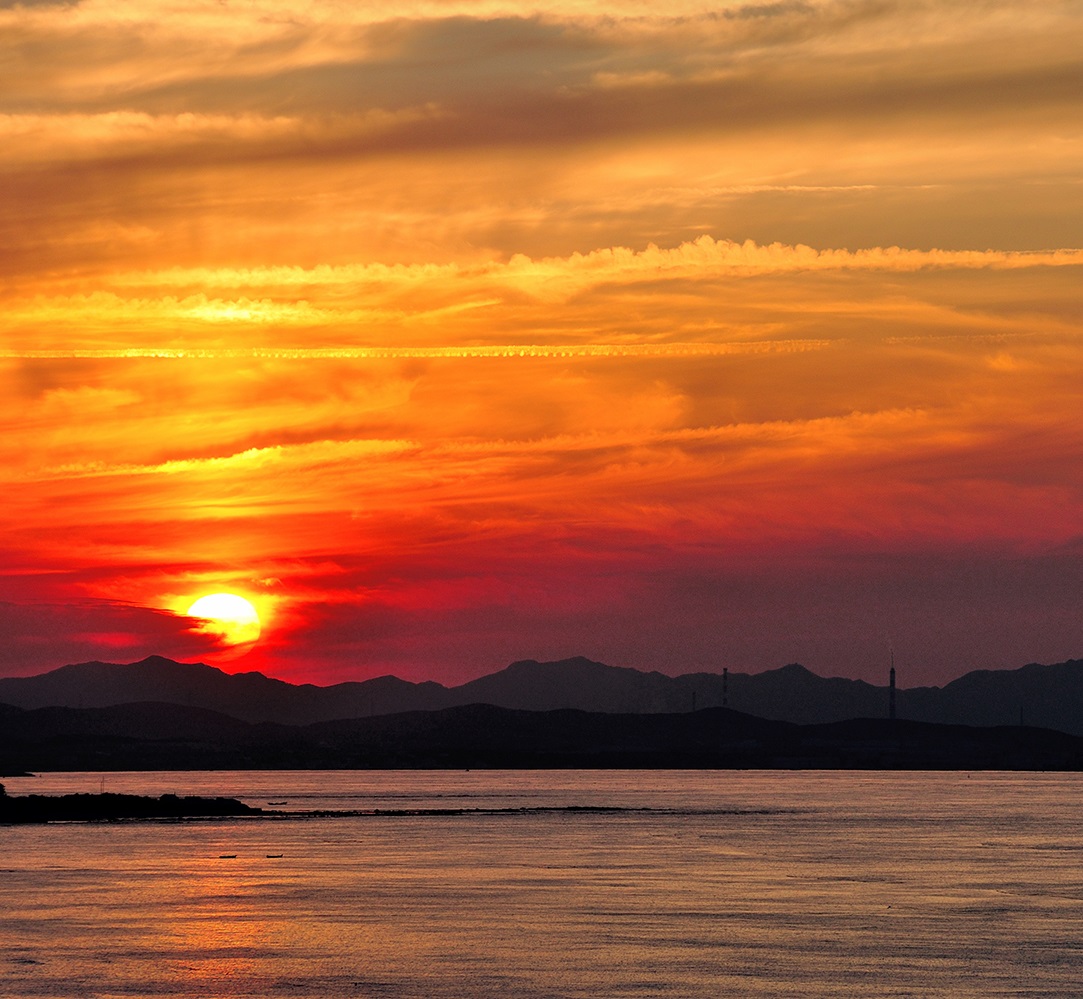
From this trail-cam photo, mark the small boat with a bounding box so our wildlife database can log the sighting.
[267,800,288,806]
[266,854,283,858]
[218,854,237,859]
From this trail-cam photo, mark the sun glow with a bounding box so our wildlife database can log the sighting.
[185,593,262,649]
[4,0,1083,687]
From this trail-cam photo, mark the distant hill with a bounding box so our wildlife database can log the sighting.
[3,700,1083,773]
[0,655,451,724]
[1,654,1082,734]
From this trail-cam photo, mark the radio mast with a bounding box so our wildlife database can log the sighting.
[889,651,896,721]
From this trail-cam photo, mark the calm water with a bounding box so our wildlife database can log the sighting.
[3,770,1083,998]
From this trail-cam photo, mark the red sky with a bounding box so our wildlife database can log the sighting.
[2,0,1082,687]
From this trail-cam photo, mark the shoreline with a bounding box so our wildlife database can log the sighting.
[0,791,262,825]
[0,792,802,825]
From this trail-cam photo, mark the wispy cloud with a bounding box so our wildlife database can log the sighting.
[109,239,1083,289]
[4,0,1083,682]
[4,237,1080,352]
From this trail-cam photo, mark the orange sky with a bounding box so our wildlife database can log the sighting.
[2,0,1082,685]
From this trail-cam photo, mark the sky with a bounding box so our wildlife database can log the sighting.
[2,0,1082,687]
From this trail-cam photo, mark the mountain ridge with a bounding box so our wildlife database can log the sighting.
[1,654,1081,734]
[3,699,1083,773]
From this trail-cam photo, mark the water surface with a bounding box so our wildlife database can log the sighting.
[3,770,1082,997]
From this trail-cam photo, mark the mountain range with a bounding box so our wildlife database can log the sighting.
[3,700,1082,773]
[1,653,1082,733]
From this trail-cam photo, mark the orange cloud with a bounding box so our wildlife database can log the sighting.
[3,1,1083,683]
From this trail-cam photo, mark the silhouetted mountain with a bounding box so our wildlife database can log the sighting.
[1,653,1082,735]
[897,661,1083,732]
[2,700,1082,773]
[0,655,451,724]
[453,657,698,712]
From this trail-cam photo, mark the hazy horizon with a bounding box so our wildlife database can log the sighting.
[4,647,1074,693]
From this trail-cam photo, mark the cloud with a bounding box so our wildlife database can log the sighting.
[4,237,1078,346]
[0,599,214,675]
[3,236,1080,356]
[0,108,450,169]
[0,0,78,7]
[3,0,1083,685]
[5,2,1080,156]
[111,238,1083,289]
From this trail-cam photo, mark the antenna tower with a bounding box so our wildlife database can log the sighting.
[889,651,896,721]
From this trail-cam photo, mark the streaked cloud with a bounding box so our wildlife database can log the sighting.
[2,0,1082,683]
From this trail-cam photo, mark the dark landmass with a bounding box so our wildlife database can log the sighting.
[1,654,1082,734]
[0,656,448,725]
[2,699,1082,772]
[0,789,262,824]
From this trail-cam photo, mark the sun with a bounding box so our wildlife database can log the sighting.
[185,593,261,649]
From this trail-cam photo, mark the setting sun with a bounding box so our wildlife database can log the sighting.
[185,593,261,649]
[2,0,1082,688]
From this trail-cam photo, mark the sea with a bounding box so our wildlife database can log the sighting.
[2,770,1082,998]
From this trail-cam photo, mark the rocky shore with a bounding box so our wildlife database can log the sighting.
[0,785,261,823]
